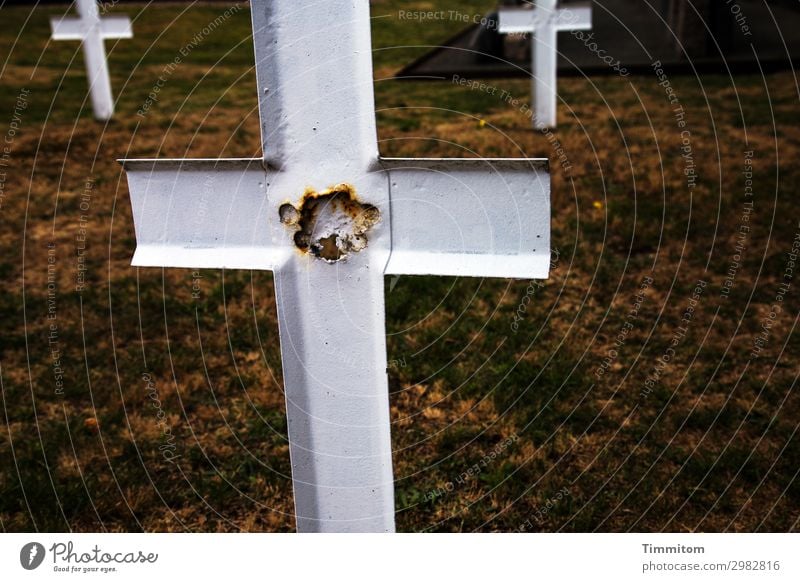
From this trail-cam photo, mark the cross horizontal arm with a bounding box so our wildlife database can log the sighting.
[50,17,87,41]
[99,16,134,39]
[50,15,133,41]
[554,3,592,31]
[382,158,550,279]
[498,8,541,35]
[498,3,592,34]
[122,157,550,278]
[120,158,289,270]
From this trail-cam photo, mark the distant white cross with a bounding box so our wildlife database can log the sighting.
[499,0,592,129]
[50,0,132,120]
[121,0,550,532]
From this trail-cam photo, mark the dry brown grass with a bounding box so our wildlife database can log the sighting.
[0,1,798,533]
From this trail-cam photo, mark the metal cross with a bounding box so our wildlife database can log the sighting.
[50,0,132,120]
[121,0,550,532]
[499,0,592,129]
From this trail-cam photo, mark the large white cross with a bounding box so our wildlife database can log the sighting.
[120,0,550,532]
[50,0,132,120]
[499,0,592,129]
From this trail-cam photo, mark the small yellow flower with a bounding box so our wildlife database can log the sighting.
[593,200,603,209]
[84,417,99,433]
[478,119,486,128]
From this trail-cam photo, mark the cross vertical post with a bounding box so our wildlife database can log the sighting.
[498,0,592,129]
[120,0,550,532]
[50,0,132,120]
[250,0,395,532]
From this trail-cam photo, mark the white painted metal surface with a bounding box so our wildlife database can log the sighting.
[499,0,592,129]
[50,0,132,120]
[120,0,550,532]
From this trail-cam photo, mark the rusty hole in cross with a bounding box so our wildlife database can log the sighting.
[278,184,380,262]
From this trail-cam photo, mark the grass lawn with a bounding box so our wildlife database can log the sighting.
[0,0,798,532]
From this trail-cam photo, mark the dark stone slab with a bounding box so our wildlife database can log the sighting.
[396,0,800,79]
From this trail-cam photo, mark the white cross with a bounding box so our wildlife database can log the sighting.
[120,0,550,532]
[499,0,592,129]
[50,0,132,120]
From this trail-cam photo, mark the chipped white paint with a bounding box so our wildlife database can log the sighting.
[120,0,550,532]
[499,0,592,129]
[50,0,132,120]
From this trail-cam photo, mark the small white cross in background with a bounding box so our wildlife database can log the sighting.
[499,0,592,129]
[121,0,551,532]
[50,0,132,120]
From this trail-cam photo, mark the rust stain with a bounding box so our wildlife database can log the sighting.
[278,183,380,262]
